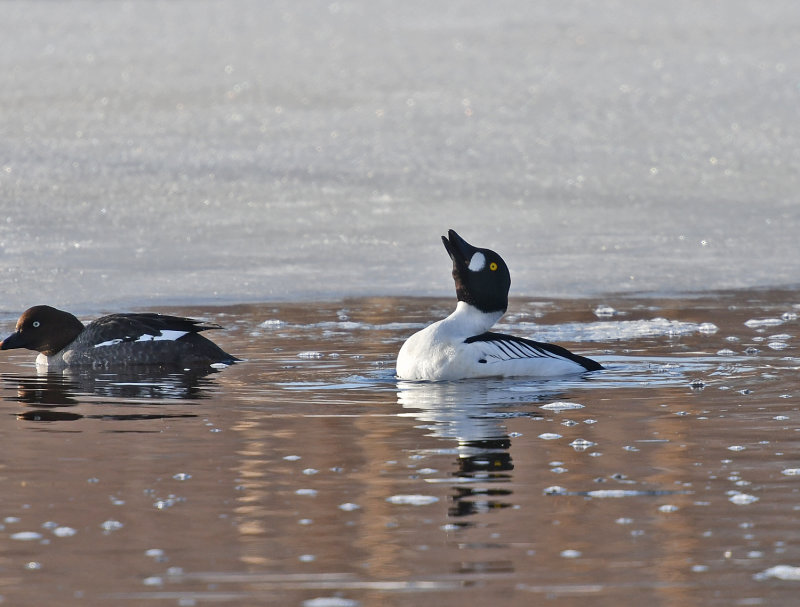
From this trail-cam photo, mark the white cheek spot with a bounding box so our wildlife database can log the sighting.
[468,252,486,272]
[135,330,188,343]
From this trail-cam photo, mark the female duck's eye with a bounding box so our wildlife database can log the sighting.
[32,321,40,328]
[489,262,498,271]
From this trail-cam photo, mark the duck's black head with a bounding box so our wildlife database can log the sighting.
[441,229,511,314]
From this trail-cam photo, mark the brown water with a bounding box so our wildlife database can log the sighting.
[0,291,799,606]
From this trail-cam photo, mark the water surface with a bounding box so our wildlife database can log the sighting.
[1,291,798,605]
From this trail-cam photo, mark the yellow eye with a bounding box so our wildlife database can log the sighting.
[489,262,498,271]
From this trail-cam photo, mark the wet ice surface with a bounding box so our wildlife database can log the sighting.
[1,1,800,311]
[0,292,799,606]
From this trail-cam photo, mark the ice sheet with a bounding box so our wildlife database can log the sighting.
[0,1,798,312]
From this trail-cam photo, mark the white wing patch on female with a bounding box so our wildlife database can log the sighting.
[135,330,189,342]
[94,339,124,348]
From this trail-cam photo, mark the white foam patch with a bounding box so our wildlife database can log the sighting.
[508,318,718,342]
[754,565,800,581]
[468,251,486,272]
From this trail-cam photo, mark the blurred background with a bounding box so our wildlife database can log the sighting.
[1,0,798,312]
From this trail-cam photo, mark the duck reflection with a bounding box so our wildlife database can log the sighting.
[397,379,556,521]
[2,366,222,422]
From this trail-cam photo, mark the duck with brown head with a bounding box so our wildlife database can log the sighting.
[1,305,238,369]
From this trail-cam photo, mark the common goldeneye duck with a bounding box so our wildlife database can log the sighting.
[0,305,238,369]
[396,230,603,380]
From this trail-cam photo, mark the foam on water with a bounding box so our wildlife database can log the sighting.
[507,318,719,342]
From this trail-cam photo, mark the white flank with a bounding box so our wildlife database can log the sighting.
[467,251,486,272]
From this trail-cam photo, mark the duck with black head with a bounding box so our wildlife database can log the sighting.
[396,230,603,380]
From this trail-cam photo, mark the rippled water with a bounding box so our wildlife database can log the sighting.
[0,291,798,605]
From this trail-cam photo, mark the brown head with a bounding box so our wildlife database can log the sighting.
[0,305,85,356]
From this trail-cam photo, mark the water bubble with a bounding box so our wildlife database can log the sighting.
[145,549,165,559]
[53,527,77,538]
[25,562,42,570]
[541,402,585,412]
[339,503,361,511]
[658,504,679,513]
[728,445,746,452]
[594,305,616,318]
[143,576,163,586]
[560,549,582,558]
[543,486,568,495]
[100,520,124,532]
[296,489,318,496]
[172,473,192,481]
[11,531,42,541]
[283,455,301,461]
[745,318,784,328]
[385,495,439,506]
[729,493,759,505]
[587,490,644,498]
[259,319,286,329]
[698,323,718,335]
[302,468,319,475]
[538,433,562,440]
[716,349,736,356]
[303,598,360,607]
[781,468,800,476]
[297,351,324,359]
[570,438,596,451]
[299,554,316,562]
